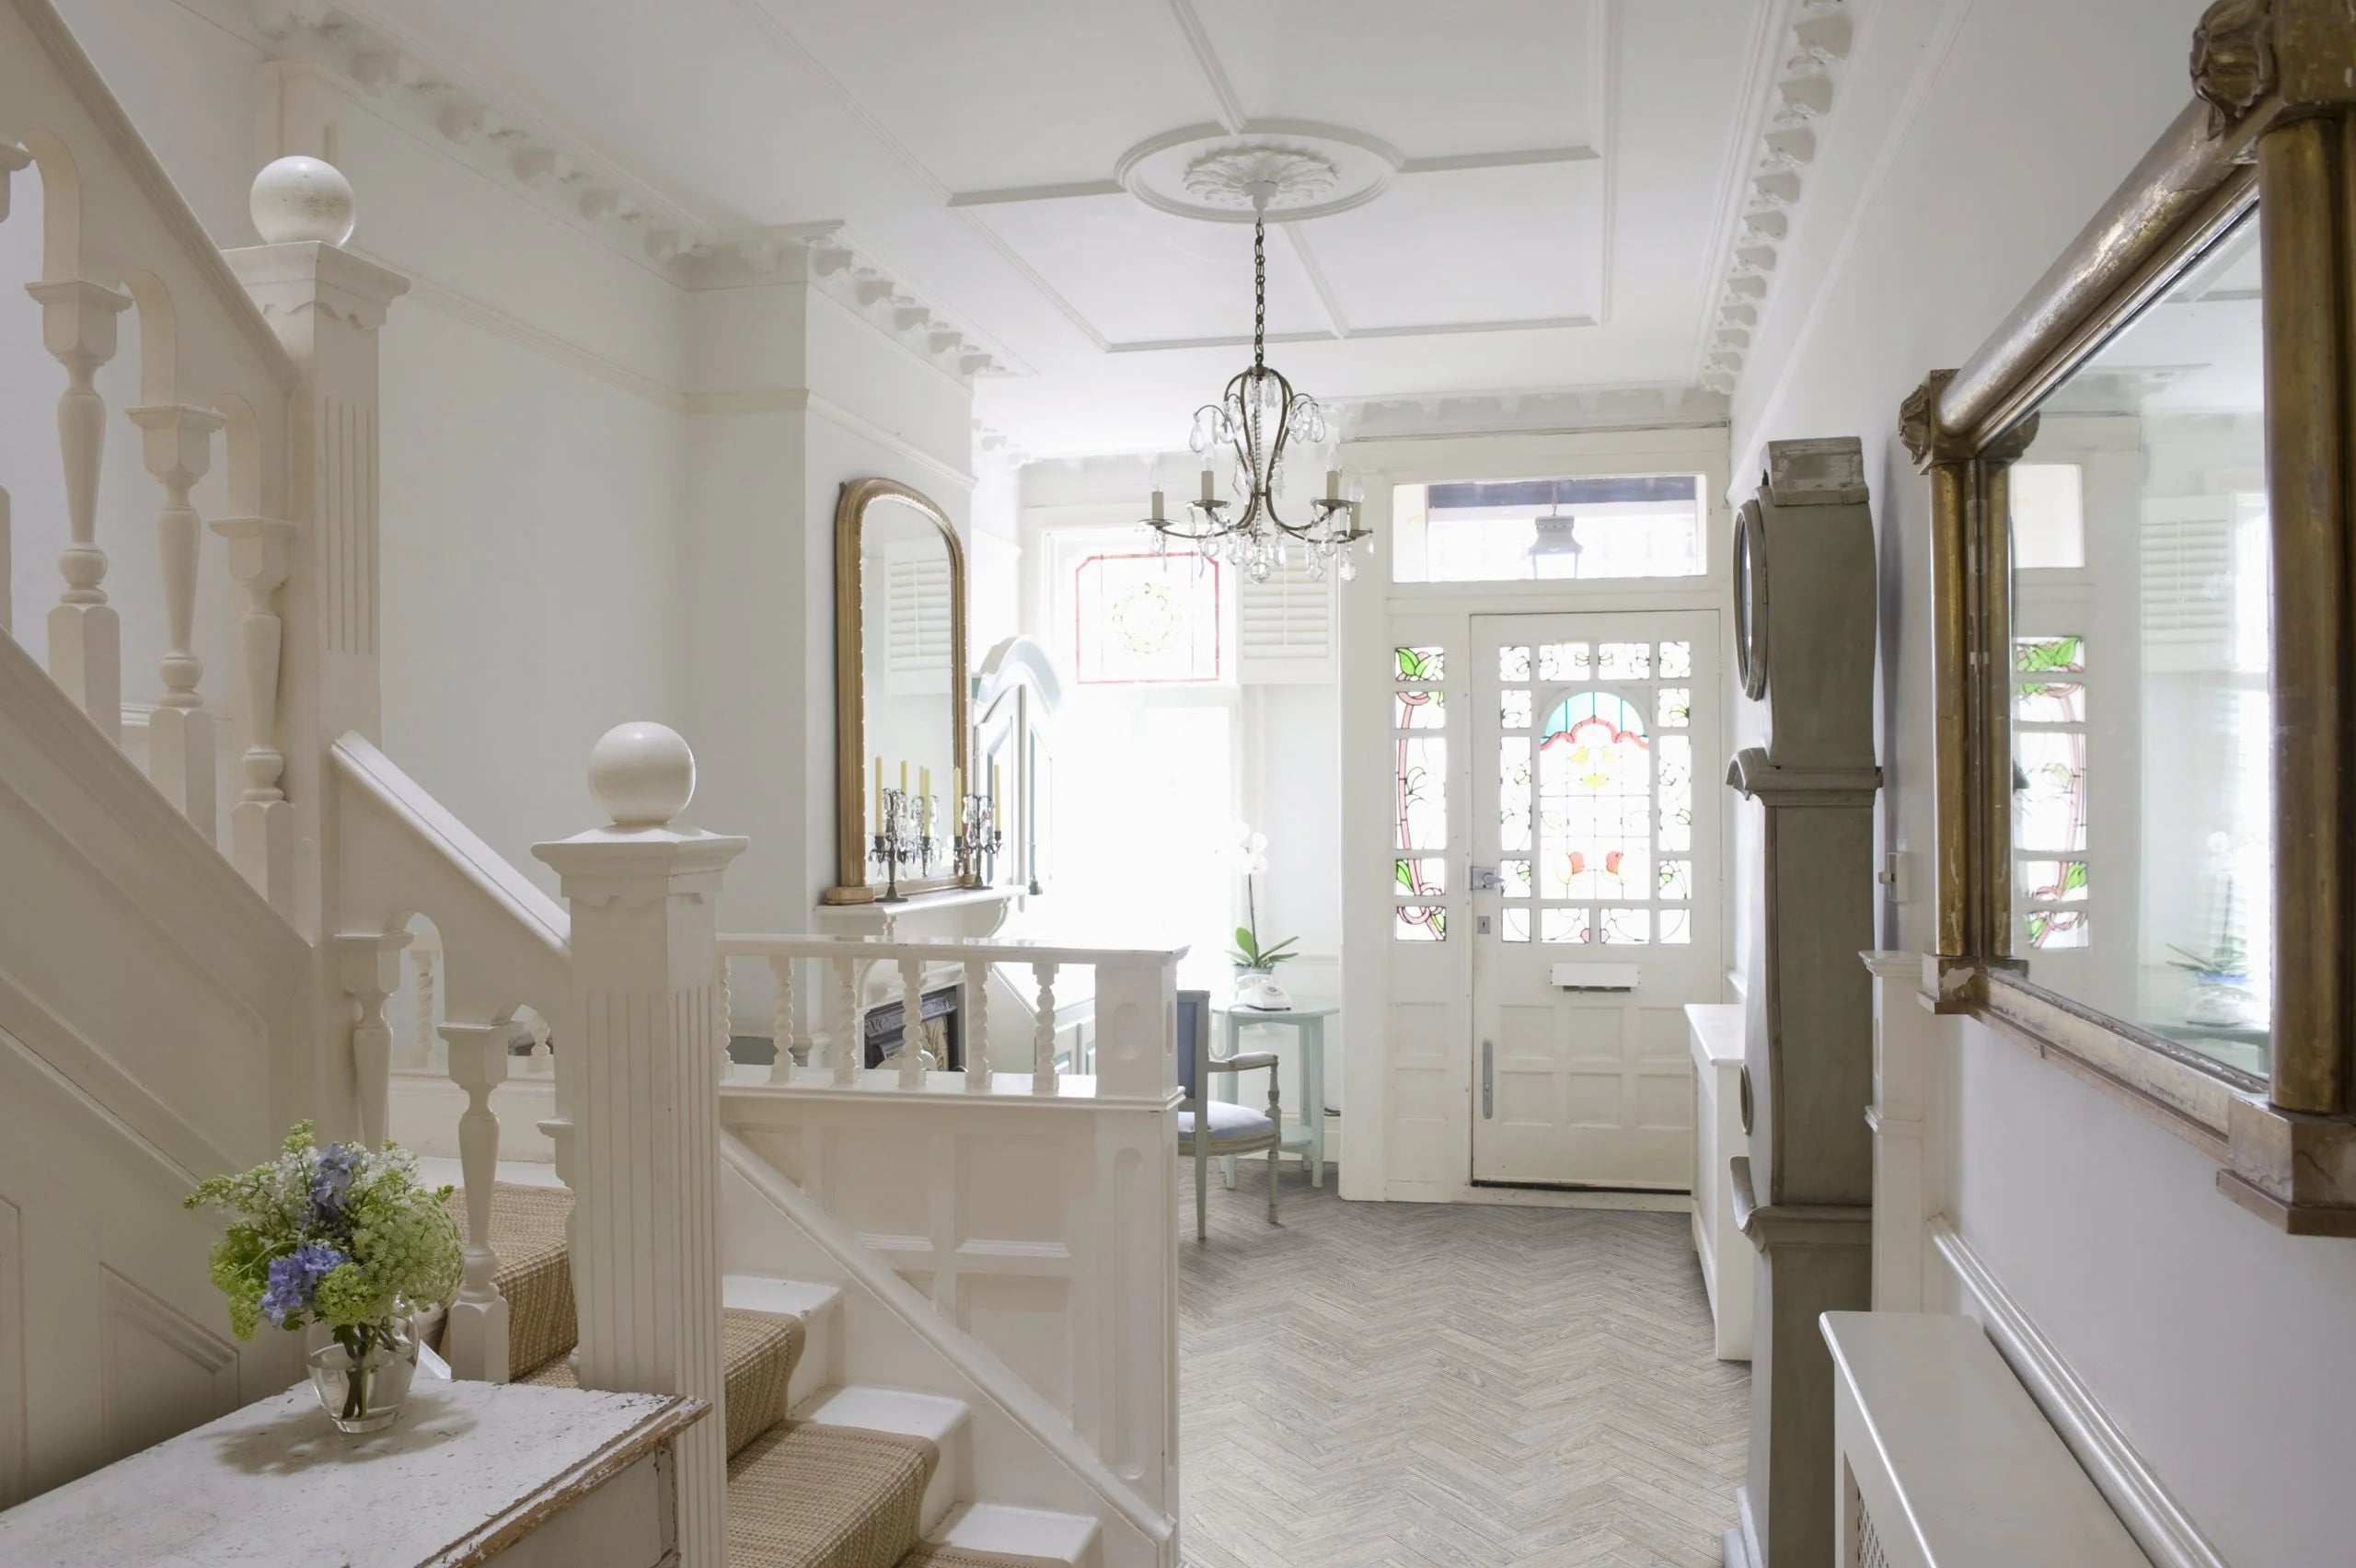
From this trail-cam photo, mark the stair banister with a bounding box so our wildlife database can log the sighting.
[534,722,745,1568]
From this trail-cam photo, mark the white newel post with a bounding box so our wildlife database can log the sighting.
[1087,951,1180,1513]
[336,929,410,1147]
[28,278,132,740]
[226,160,407,953]
[534,723,745,1568]
[128,402,226,836]
[442,1019,515,1381]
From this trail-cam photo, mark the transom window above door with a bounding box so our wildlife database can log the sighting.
[1392,474,1707,583]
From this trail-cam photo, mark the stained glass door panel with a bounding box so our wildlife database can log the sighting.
[1469,610,1723,1190]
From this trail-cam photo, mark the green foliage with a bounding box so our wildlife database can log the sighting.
[2013,636,2083,673]
[2167,937,2248,980]
[1230,924,1299,970]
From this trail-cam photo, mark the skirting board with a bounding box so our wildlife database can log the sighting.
[1931,1221,2225,1568]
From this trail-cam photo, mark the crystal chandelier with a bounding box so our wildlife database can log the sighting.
[1141,199,1370,582]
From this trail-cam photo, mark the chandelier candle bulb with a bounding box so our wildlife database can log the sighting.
[1151,488,1165,521]
[1200,467,1215,502]
[1327,468,1341,502]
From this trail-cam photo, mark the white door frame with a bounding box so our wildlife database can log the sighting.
[1335,427,1736,1205]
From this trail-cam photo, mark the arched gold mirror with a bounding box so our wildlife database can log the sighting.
[829,478,970,904]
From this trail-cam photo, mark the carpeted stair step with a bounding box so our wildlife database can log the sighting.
[524,1307,804,1458]
[727,1419,940,1568]
[791,1387,969,1538]
[443,1182,575,1378]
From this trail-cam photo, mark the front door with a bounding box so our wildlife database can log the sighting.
[1469,612,1724,1189]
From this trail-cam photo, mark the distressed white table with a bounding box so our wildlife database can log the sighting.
[1212,999,1336,1188]
[0,1376,704,1568]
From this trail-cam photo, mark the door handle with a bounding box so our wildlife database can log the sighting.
[1481,1039,1494,1119]
[1471,864,1504,892]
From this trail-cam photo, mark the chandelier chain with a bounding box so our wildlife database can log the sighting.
[1253,216,1266,372]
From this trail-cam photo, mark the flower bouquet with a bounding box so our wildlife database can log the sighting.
[186,1122,463,1434]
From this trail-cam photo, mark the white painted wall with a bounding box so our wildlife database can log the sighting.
[0,0,695,890]
[1731,1,2356,1562]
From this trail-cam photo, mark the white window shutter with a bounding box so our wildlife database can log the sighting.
[2139,510,2234,673]
[1238,559,1334,684]
[884,548,953,692]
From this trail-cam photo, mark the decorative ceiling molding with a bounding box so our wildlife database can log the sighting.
[1694,0,1853,396]
[243,0,1017,382]
[1338,384,1729,442]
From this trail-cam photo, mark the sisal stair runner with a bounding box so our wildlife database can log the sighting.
[448,1184,1057,1568]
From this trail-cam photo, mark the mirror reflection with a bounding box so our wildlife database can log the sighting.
[859,493,961,884]
[2008,209,2269,1077]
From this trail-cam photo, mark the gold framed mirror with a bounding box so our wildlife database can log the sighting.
[828,478,971,904]
[1902,0,2356,1234]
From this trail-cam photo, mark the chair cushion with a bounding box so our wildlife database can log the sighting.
[1178,1101,1276,1143]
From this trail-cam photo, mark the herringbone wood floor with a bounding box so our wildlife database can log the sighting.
[1179,1160,1746,1568]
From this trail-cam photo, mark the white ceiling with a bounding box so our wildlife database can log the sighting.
[354,0,1763,456]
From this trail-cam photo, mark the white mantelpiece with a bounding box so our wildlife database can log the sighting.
[0,1378,704,1568]
[803,885,1025,1067]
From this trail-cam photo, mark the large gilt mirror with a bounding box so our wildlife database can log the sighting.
[1901,0,2356,1233]
[1998,208,2268,1078]
[830,478,970,904]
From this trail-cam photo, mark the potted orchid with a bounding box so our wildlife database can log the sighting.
[186,1121,463,1434]
[1229,823,1298,1009]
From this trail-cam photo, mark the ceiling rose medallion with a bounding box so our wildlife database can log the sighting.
[1114,120,1402,223]
[1180,144,1340,212]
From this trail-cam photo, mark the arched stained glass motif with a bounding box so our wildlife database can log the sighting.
[1539,692,1652,903]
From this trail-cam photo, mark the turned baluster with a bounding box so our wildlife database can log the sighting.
[335,931,410,1148]
[28,279,133,739]
[129,403,225,837]
[210,517,296,909]
[963,958,989,1092]
[1032,961,1060,1096]
[833,956,861,1084]
[896,955,932,1087]
[768,956,796,1084]
[440,1020,514,1381]
[410,941,440,1069]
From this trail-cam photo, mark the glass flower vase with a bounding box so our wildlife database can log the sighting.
[306,1316,418,1435]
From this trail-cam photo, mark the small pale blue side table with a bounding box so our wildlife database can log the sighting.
[1211,999,1336,1189]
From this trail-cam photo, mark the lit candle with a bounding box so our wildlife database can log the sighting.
[1199,467,1215,502]
[899,760,908,797]
[1326,467,1341,502]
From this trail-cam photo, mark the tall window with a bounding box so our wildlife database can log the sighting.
[1394,647,1448,940]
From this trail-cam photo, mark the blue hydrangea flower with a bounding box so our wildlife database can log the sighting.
[308,1144,359,1228]
[260,1240,348,1326]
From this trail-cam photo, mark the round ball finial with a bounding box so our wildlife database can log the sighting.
[250,156,356,246]
[588,721,696,828]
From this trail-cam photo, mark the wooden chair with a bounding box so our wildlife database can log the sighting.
[1176,988,1280,1242]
